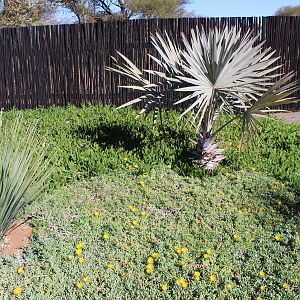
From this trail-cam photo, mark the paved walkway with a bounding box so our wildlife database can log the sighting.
[274,111,300,124]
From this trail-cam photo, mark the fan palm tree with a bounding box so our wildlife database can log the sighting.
[107,26,299,169]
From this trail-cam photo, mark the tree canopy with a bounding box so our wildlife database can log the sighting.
[54,0,191,23]
[0,0,191,27]
[275,5,300,16]
[0,0,53,27]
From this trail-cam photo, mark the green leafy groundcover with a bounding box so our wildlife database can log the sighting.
[2,104,300,191]
[0,168,299,299]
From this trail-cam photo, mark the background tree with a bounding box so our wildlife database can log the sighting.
[275,4,300,16]
[126,0,190,18]
[0,0,54,27]
[54,0,191,22]
[55,0,94,23]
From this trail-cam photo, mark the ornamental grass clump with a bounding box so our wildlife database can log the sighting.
[0,113,52,240]
[107,26,299,169]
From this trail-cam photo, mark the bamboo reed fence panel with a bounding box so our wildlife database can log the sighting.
[0,16,299,111]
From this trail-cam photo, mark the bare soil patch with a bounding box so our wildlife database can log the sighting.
[0,220,33,256]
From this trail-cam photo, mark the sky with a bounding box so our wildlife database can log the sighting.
[56,0,300,23]
[188,0,300,17]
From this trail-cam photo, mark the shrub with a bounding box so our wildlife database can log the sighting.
[221,116,300,191]
[2,105,300,192]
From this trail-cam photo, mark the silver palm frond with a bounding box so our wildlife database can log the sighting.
[106,52,167,126]
[240,72,299,142]
[174,26,281,133]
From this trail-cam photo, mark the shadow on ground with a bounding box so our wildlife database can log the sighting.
[72,122,202,175]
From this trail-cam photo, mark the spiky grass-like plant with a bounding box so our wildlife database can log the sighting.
[107,26,299,169]
[0,114,52,240]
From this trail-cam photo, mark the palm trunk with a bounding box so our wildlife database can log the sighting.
[191,133,225,170]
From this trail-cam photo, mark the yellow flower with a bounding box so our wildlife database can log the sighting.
[181,281,188,288]
[179,278,186,284]
[78,257,85,264]
[17,267,24,275]
[103,233,109,240]
[209,275,217,283]
[175,246,182,254]
[132,220,139,226]
[167,164,172,169]
[161,284,169,291]
[226,283,233,290]
[240,170,245,173]
[67,255,74,261]
[75,249,83,256]
[259,271,265,277]
[260,285,266,292]
[194,272,201,281]
[257,297,263,300]
[181,247,188,253]
[251,167,256,171]
[275,181,280,185]
[93,211,100,217]
[76,281,84,289]
[238,209,244,215]
[139,181,145,187]
[233,233,239,241]
[203,253,209,259]
[76,242,85,249]
[206,249,213,255]
[145,264,153,274]
[82,276,90,283]
[176,278,188,288]
[269,275,274,279]
[146,264,153,270]
[179,260,185,268]
[12,287,22,296]
[277,200,283,207]
[141,211,147,217]
[134,164,138,169]
[124,157,128,161]
[281,183,285,187]
[147,257,154,264]
[131,207,137,213]
[282,283,289,289]
[151,252,159,260]
[195,218,201,224]
[275,234,281,241]
[107,264,113,269]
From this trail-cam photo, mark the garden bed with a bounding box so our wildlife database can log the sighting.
[0,168,299,299]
